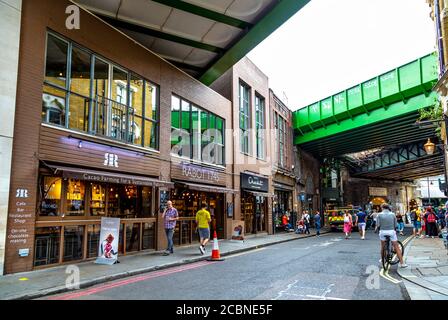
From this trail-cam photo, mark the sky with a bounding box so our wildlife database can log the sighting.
[247,0,437,111]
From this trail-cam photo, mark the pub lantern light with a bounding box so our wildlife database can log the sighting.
[424,138,436,155]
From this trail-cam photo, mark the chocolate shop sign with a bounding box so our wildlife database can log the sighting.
[181,163,219,183]
[241,173,269,192]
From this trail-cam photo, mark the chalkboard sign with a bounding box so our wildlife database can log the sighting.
[159,190,170,213]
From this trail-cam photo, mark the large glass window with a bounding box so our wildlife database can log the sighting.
[66,179,85,216]
[239,82,250,154]
[255,94,265,159]
[171,95,225,165]
[42,32,159,149]
[39,176,62,216]
[275,112,287,168]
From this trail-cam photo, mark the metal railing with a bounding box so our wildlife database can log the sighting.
[93,95,135,143]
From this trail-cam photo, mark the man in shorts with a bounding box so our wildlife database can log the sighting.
[196,203,211,255]
[356,209,367,240]
[376,203,407,268]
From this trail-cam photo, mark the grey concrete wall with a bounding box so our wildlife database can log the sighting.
[0,0,22,275]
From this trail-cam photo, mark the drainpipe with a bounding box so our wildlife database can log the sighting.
[435,0,446,76]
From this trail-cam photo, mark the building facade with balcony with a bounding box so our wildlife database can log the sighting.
[3,0,234,274]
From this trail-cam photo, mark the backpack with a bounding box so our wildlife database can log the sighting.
[427,213,436,223]
[410,211,416,221]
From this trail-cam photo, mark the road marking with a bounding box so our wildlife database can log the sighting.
[305,294,347,300]
[48,260,215,300]
[380,234,414,284]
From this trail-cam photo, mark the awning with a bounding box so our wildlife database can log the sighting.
[49,165,174,188]
[179,182,238,194]
[246,191,274,198]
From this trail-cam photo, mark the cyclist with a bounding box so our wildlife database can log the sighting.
[376,203,408,268]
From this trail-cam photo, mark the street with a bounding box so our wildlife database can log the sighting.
[44,230,411,300]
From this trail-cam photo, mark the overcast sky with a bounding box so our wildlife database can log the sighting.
[247,0,436,111]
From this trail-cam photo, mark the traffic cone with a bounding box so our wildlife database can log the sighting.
[207,231,225,261]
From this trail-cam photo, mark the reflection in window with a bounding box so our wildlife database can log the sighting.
[239,82,250,154]
[66,179,85,216]
[43,32,160,150]
[45,34,68,88]
[42,85,66,126]
[40,177,62,216]
[87,225,101,258]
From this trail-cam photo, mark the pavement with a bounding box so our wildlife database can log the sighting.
[0,229,327,300]
[398,233,448,300]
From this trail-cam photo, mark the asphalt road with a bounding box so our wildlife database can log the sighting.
[44,229,411,300]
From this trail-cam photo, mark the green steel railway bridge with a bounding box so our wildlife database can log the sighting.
[293,53,445,181]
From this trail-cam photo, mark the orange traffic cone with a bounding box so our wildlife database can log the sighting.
[207,231,225,261]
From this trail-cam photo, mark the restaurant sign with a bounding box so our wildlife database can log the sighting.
[369,187,388,197]
[241,173,269,192]
[181,162,219,183]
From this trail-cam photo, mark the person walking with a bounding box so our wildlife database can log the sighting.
[376,203,407,268]
[314,211,321,236]
[372,210,379,232]
[196,203,211,255]
[303,210,311,235]
[411,208,421,238]
[162,200,178,255]
[424,206,438,238]
[396,211,405,236]
[343,211,353,239]
[356,209,367,240]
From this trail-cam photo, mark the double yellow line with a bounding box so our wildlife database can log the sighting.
[380,235,413,284]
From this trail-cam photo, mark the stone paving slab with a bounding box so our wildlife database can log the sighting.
[416,268,442,276]
[0,229,327,300]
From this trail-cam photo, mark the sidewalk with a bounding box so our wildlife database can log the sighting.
[398,236,448,300]
[0,229,326,300]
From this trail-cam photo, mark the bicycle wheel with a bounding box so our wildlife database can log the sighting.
[389,241,404,265]
[382,242,389,270]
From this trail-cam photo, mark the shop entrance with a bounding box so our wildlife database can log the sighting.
[170,187,225,243]
[241,191,267,234]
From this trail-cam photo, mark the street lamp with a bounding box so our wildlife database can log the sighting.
[424,138,436,155]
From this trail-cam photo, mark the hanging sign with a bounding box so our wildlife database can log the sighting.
[95,217,120,265]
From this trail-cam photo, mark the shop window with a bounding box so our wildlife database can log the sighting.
[87,225,101,258]
[107,185,138,219]
[142,222,156,250]
[39,176,62,216]
[126,223,140,252]
[90,183,106,216]
[63,226,84,262]
[141,186,153,217]
[34,227,61,267]
[66,179,85,216]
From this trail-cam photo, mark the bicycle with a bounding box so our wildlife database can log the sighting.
[381,235,404,270]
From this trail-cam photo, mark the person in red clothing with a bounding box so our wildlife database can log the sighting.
[424,206,438,238]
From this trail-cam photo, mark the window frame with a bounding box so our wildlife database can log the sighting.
[239,81,251,155]
[42,30,160,151]
[255,93,265,160]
